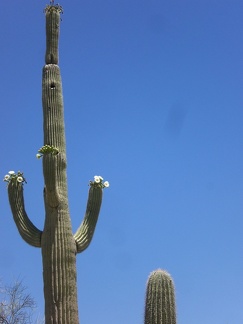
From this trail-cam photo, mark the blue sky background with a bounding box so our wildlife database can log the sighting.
[1,0,243,323]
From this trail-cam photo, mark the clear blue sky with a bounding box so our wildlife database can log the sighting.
[1,0,242,323]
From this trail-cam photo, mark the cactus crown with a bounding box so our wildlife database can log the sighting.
[3,171,27,186]
[44,3,63,14]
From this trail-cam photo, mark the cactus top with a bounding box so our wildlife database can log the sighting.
[44,5,63,64]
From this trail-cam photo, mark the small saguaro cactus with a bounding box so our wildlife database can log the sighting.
[144,269,177,324]
[4,3,109,324]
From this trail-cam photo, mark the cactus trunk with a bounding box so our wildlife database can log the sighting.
[6,4,104,324]
[144,269,177,324]
[41,201,78,323]
[41,5,79,323]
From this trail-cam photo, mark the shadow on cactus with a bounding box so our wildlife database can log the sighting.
[144,269,177,324]
[3,3,109,324]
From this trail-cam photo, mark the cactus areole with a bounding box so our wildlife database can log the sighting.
[7,4,105,323]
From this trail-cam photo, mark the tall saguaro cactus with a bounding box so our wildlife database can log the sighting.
[5,3,108,323]
[144,269,177,324]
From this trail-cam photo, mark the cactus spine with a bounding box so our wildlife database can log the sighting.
[144,269,177,324]
[6,3,105,323]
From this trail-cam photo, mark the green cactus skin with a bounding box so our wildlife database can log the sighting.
[74,186,103,253]
[144,269,177,324]
[45,5,61,64]
[7,4,103,323]
[8,181,42,247]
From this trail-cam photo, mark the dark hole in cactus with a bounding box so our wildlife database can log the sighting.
[50,83,55,89]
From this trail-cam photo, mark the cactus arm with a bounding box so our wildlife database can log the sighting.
[144,269,177,324]
[74,186,103,253]
[8,181,42,247]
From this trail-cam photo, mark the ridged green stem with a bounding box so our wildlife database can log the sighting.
[41,5,104,323]
[7,5,104,323]
[8,181,42,247]
[74,186,103,253]
[42,63,67,207]
[144,269,177,324]
[45,6,60,64]
[42,6,80,322]
[42,190,78,323]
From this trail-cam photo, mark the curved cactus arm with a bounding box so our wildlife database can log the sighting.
[73,186,103,253]
[7,180,42,248]
[144,269,177,324]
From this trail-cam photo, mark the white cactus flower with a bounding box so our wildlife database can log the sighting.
[90,175,109,189]
[17,176,23,183]
[4,175,10,181]
[94,176,101,183]
[8,171,15,175]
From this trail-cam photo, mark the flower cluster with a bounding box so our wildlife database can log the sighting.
[89,176,109,189]
[36,145,59,159]
[3,171,26,185]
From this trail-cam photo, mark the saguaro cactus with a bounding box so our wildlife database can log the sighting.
[144,269,177,324]
[4,3,108,323]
